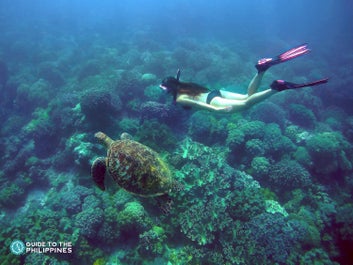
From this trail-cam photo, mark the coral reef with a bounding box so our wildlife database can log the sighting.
[0,183,25,208]
[135,119,177,151]
[188,111,228,146]
[0,18,352,265]
[242,213,306,263]
[306,131,352,177]
[117,201,152,232]
[77,60,101,81]
[262,123,296,160]
[250,156,270,178]
[66,132,96,169]
[227,120,296,165]
[0,60,9,87]
[23,107,60,158]
[38,63,65,87]
[139,101,181,126]
[80,89,122,128]
[138,226,166,258]
[268,159,312,192]
[15,79,53,111]
[288,103,317,128]
[76,208,104,239]
[248,101,286,128]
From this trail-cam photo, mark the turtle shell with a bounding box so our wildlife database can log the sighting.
[106,139,173,197]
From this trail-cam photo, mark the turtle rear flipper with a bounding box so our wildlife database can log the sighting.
[156,194,173,214]
[91,157,107,191]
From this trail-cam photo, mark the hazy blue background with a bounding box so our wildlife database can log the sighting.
[1,0,352,109]
[1,0,352,47]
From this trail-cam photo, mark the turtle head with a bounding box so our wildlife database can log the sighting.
[91,157,106,191]
[95,131,114,149]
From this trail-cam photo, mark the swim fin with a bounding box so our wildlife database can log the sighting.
[270,78,329,91]
[256,44,310,72]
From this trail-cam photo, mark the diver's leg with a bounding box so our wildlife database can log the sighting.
[244,89,276,107]
[221,71,265,100]
[219,90,248,100]
[247,72,264,96]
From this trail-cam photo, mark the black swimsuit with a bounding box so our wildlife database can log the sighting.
[206,90,222,104]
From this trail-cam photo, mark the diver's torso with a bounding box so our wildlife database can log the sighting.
[176,92,209,104]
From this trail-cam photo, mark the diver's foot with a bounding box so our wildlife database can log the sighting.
[256,44,310,72]
[271,78,329,91]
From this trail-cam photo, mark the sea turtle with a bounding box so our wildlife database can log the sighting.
[91,131,178,198]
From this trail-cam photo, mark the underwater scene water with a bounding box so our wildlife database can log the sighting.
[1,0,353,264]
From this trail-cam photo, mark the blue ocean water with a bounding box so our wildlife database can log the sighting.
[1,1,353,264]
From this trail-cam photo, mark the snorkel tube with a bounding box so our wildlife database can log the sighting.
[173,69,181,103]
[176,68,181,81]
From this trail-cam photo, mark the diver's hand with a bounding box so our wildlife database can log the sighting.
[224,106,233,112]
[216,106,233,112]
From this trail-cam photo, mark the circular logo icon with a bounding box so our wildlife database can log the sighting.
[10,240,25,255]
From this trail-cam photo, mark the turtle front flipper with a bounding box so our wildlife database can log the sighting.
[91,157,107,191]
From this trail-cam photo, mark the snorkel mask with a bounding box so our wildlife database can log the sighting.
[159,69,181,91]
[159,69,181,103]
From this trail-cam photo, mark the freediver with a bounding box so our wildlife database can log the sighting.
[160,44,328,113]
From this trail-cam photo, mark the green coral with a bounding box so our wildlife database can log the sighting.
[288,103,317,128]
[118,118,140,135]
[228,185,266,221]
[300,248,338,265]
[16,78,52,108]
[245,138,265,157]
[284,125,309,144]
[0,183,25,208]
[306,132,352,175]
[336,203,353,241]
[117,201,152,231]
[66,133,95,167]
[226,119,266,150]
[226,124,245,149]
[144,84,163,101]
[265,200,288,217]
[168,248,194,265]
[135,120,177,151]
[74,237,105,264]
[238,120,266,139]
[250,156,270,178]
[263,123,296,159]
[93,258,106,265]
[179,199,231,245]
[261,187,278,201]
[289,204,326,249]
[293,146,312,168]
[0,236,22,265]
[269,159,312,191]
[138,225,167,257]
[23,107,51,134]
[188,111,227,145]
[178,137,217,161]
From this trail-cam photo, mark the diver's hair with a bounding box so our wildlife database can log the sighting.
[177,81,210,96]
